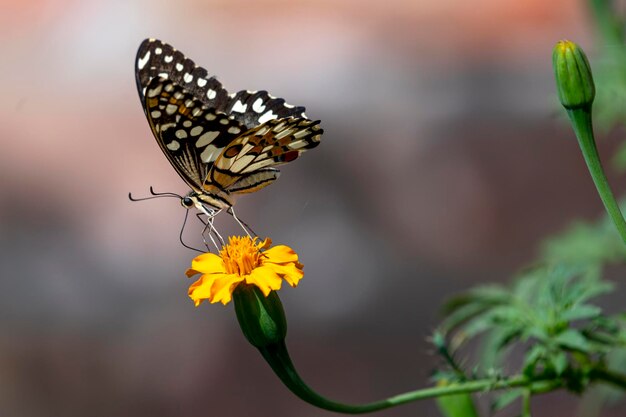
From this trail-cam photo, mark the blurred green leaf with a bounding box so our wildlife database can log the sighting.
[491,389,523,412]
[561,305,602,322]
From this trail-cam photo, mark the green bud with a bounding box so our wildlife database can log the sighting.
[233,285,287,348]
[552,40,595,110]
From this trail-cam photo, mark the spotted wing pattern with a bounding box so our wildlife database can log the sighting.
[211,118,323,192]
[136,39,308,129]
[135,38,324,208]
[144,77,248,193]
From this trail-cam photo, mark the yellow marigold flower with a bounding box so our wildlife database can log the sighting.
[186,236,304,306]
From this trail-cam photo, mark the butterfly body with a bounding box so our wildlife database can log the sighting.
[135,38,323,214]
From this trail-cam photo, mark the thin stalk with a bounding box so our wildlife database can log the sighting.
[567,108,626,244]
[259,341,561,414]
[521,389,532,417]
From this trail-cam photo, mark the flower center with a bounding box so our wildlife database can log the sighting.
[220,236,263,276]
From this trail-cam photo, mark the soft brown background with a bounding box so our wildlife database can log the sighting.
[1,1,624,416]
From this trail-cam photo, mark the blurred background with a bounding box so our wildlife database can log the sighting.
[1,0,624,416]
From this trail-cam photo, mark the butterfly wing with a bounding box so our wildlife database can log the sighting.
[210,118,323,193]
[136,38,307,129]
[136,38,324,204]
[144,77,248,195]
[136,38,229,113]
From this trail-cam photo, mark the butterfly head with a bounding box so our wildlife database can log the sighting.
[181,194,197,209]
[181,190,233,215]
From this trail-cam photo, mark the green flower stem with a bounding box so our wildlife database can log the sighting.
[521,389,532,417]
[259,341,561,414]
[567,108,626,245]
[589,368,626,389]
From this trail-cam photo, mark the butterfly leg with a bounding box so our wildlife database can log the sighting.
[227,207,257,238]
[197,209,224,251]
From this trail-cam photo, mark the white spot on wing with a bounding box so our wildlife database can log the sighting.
[243,159,275,173]
[150,110,161,118]
[240,143,255,154]
[275,128,295,140]
[207,89,216,99]
[293,129,310,139]
[183,120,192,127]
[175,129,188,139]
[197,78,207,87]
[252,98,266,113]
[288,140,309,150]
[190,126,204,136]
[231,155,255,173]
[232,100,247,113]
[175,63,183,71]
[166,140,180,151]
[200,144,220,162]
[155,47,162,55]
[138,51,150,69]
[164,55,173,63]
[205,113,216,121]
[158,72,168,79]
[183,73,193,83]
[256,126,270,136]
[258,110,277,124]
[196,131,220,147]
[228,126,241,135]
[147,84,163,98]
[165,104,178,115]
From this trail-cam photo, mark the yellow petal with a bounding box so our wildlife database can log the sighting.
[269,262,304,286]
[246,266,283,296]
[257,237,272,250]
[185,268,200,278]
[190,252,226,275]
[211,274,244,305]
[262,245,299,264]
[188,274,219,305]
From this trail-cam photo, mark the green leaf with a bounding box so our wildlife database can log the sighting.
[492,389,523,412]
[523,345,547,376]
[551,351,569,376]
[555,329,592,353]
[561,304,602,322]
[542,219,626,266]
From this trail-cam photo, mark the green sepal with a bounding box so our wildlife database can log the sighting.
[233,285,287,349]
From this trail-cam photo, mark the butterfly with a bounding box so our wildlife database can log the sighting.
[134,38,323,221]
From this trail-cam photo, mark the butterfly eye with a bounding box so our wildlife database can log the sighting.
[181,197,195,208]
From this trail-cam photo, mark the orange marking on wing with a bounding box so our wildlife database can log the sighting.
[283,151,298,162]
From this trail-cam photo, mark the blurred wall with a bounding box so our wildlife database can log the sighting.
[0,1,621,416]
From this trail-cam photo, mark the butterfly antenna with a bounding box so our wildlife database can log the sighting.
[228,207,257,238]
[128,186,182,202]
[179,209,204,253]
[150,186,183,198]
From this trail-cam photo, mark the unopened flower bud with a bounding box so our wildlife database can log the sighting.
[553,40,595,110]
